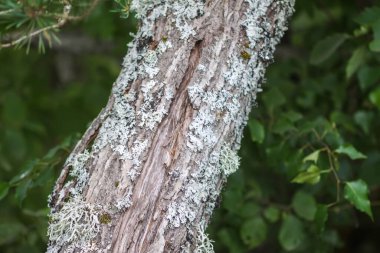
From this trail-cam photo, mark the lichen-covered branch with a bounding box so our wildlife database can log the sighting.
[47,0,295,252]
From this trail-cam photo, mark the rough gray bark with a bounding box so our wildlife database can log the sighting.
[46,0,294,252]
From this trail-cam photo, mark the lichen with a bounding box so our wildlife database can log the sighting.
[194,222,214,253]
[47,197,100,251]
[66,150,91,196]
[180,222,214,253]
[115,187,133,211]
[219,146,240,176]
[171,0,204,40]
[166,152,222,228]
[130,0,204,40]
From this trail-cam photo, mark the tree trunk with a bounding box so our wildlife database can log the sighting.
[46,0,294,252]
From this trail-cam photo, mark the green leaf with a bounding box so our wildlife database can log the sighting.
[330,111,356,132]
[335,145,367,160]
[240,217,267,249]
[0,222,26,246]
[303,150,321,163]
[344,180,373,220]
[264,206,280,223]
[292,191,317,221]
[310,34,350,65]
[223,187,244,214]
[283,111,303,122]
[248,118,265,143]
[15,180,32,205]
[9,160,38,185]
[369,87,380,109]
[372,19,380,39]
[272,118,297,135]
[218,229,245,253]
[346,47,367,79]
[3,130,27,161]
[0,182,10,200]
[353,26,370,37]
[314,205,328,233]
[239,203,261,218]
[262,87,286,110]
[1,92,27,128]
[291,165,321,185]
[355,7,380,25]
[369,39,380,52]
[358,66,380,91]
[278,215,304,251]
[354,111,374,134]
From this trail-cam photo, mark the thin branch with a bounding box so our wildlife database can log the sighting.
[0,0,101,49]
[0,2,71,48]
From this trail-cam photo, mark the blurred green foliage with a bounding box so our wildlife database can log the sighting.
[0,0,380,253]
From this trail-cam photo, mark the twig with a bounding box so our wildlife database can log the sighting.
[0,2,71,48]
[0,0,101,49]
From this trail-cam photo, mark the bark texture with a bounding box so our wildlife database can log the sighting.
[47,0,294,252]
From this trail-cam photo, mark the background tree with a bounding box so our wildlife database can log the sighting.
[1,0,380,253]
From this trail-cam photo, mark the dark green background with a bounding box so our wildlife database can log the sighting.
[1,1,380,252]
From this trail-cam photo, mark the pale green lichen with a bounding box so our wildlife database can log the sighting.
[66,150,91,196]
[115,187,133,211]
[180,222,214,253]
[194,222,214,253]
[47,197,100,252]
[219,146,240,176]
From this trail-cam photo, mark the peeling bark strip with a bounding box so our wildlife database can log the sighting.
[47,1,295,252]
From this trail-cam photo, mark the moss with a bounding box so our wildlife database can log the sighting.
[114,181,120,188]
[99,213,112,224]
[240,50,252,60]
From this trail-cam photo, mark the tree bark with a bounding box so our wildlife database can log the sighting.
[46,0,294,252]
